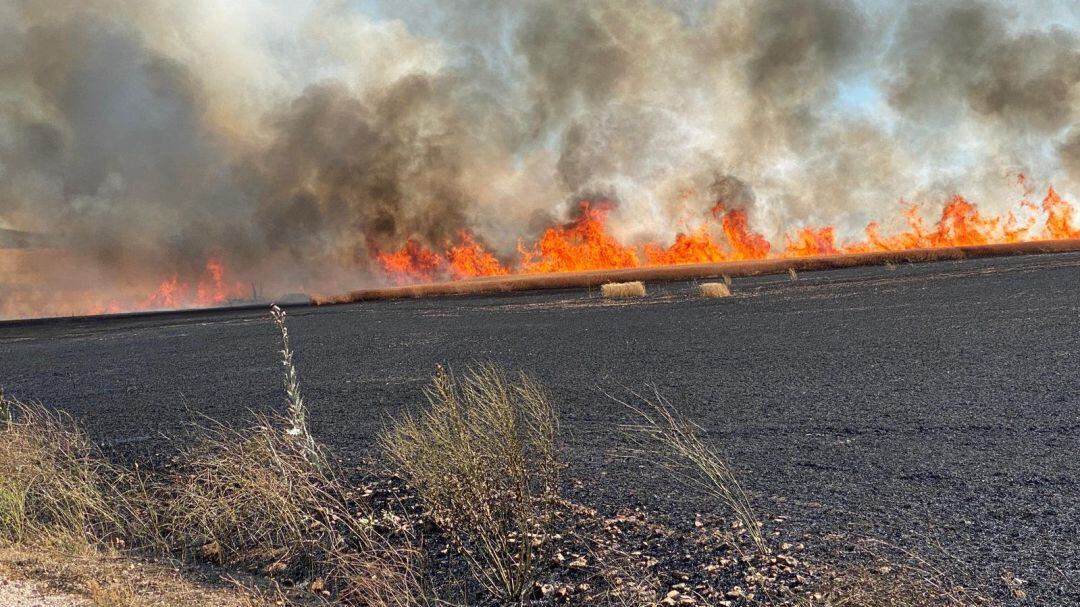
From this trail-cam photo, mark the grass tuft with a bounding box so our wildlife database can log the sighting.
[601,281,647,298]
[145,416,348,574]
[381,364,560,601]
[616,390,767,554]
[0,397,120,548]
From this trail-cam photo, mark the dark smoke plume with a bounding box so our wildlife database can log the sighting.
[1,0,1079,317]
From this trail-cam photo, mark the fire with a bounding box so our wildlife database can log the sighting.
[376,187,1080,284]
[784,227,839,258]
[717,206,772,260]
[377,239,445,285]
[87,258,249,317]
[5,185,1079,320]
[447,232,509,279]
[519,202,639,273]
[375,231,509,285]
[140,259,250,310]
[1043,187,1080,240]
[643,227,725,265]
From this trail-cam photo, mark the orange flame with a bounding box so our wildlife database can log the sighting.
[377,239,446,285]
[1043,187,1080,239]
[7,185,1079,320]
[447,231,509,279]
[142,259,248,310]
[376,187,1080,285]
[519,201,640,273]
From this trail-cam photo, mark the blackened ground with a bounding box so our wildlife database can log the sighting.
[2,254,1079,605]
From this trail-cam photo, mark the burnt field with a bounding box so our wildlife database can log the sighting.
[2,253,1079,605]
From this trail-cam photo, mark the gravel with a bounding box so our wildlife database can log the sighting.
[0,577,85,607]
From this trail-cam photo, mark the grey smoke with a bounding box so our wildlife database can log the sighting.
[1,0,1079,315]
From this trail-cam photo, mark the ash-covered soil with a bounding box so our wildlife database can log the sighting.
[2,254,1079,605]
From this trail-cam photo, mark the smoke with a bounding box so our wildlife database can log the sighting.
[2,0,1079,314]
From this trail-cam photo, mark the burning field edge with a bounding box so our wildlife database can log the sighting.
[312,238,1080,305]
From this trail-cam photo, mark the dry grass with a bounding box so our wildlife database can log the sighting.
[0,397,121,548]
[697,282,732,298]
[125,307,351,576]
[0,543,309,607]
[381,364,560,601]
[132,306,425,603]
[788,267,799,280]
[0,307,429,606]
[804,537,992,606]
[616,390,767,554]
[144,418,348,574]
[600,281,646,298]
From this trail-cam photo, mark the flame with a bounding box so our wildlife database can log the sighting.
[784,227,839,258]
[519,202,640,273]
[5,184,1080,320]
[447,231,509,279]
[643,227,725,265]
[1043,187,1080,240]
[377,239,446,285]
[59,258,249,318]
[375,187,1080,285]
[142,259,249,310]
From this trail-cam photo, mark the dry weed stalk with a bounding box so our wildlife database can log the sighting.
[601,281,647,298]
[381,364,560,602]
[616,391,767,554]
[270,304,321,469]
[698,282,732,298]
[124,306,427,604]
[788,267,799,281]
[0,386,11,427]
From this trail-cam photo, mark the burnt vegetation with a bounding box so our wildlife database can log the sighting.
[0,306,993,606]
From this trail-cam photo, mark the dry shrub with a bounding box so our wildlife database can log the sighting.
[0,396,120,547]
[146,418,347,573]
[129,306,343,573]
[601,281,647,298]
[698,282,732,298]
[381,364,560,602]
[617,390,767,554]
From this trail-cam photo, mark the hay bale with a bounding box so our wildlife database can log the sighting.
[698,282,731,298]
[600,281,646,298]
